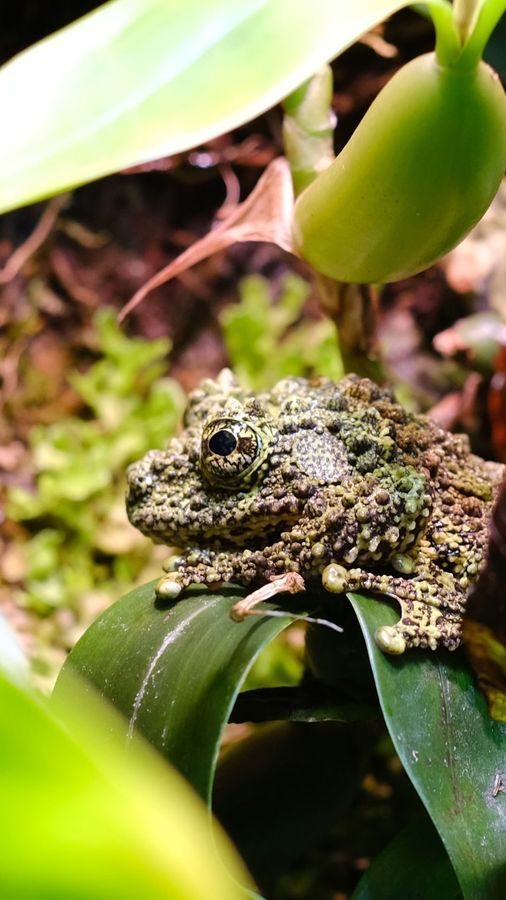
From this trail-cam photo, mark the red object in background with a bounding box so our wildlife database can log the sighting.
[489,346,506,464]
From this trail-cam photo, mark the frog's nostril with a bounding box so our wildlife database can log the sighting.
[126,466,149,506]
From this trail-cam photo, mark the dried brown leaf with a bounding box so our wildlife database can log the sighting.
[489,347,506,463]
[119,157,295,320]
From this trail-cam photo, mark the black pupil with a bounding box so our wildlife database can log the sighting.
[208,429,237,457]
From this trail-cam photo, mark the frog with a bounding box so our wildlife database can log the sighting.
[126,369,505,654]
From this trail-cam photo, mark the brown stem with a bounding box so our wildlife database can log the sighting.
[315,275,384,381]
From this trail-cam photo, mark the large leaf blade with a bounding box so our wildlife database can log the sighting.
[0,0,413,212]
[349,593,506,900]
[54,580,309,802]
[56,580,370,885]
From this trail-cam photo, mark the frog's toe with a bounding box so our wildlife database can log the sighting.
[162,555,184,574]
[373,599,462,653]
[322,563,349,594]
[375,625,406,655]
[155,574,183,599]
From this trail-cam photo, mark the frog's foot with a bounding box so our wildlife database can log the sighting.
[156,573,185,599]
[155,564,232,599]
[322,563,464,654]
[155,545,279,600]
[156,548,234,599]
[374,602,462,654]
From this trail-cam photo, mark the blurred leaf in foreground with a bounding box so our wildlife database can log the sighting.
[0,664,251,900]
[0,0,409,212]
[0,613,29,684]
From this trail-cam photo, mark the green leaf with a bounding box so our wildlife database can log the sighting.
[349,593,506,900]
[0,0,417,213]
[54,580,310,803]
[1,668,252,900]
[56,582,374,884]
[351,814,462,900]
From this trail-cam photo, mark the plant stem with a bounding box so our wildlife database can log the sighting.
[458,0,506,67]
[453,0,482,42]
[315,276,384,381]
[282,65,335,196]
[423,1,462,66]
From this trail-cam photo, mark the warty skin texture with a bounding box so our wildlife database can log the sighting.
[126,371,504,654]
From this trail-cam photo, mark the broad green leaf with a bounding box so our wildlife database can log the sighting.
[0,0,423,213]
[349,593,506,900]
[351,814,461,900]
[54,580,311,802]
[0,668,251,900]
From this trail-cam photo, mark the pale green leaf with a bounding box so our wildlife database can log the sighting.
[0,0,419,212]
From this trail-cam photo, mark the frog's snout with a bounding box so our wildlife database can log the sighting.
[125,461,149,510]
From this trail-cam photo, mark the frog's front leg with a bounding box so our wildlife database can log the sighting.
[322,563,465,654]
[155,544,293,598]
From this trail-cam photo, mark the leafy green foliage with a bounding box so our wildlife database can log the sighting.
[221,273,343,389]
[5,278,343,688]
[242,631,304,691]
[7,309,184,616]
[55,581,369,884]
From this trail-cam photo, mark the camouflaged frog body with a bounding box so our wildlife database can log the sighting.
[126,371,504,654]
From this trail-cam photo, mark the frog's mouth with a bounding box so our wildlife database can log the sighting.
[127,492,298,551]
[197,520,295,550]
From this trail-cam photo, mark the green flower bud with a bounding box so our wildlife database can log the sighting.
[293,53,506,283]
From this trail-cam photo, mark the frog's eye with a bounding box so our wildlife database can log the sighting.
[208,429,238,457]
[201,418,263,486]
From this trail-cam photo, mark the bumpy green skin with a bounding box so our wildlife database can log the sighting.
[293,54,506,283]
[126,371,504,654]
